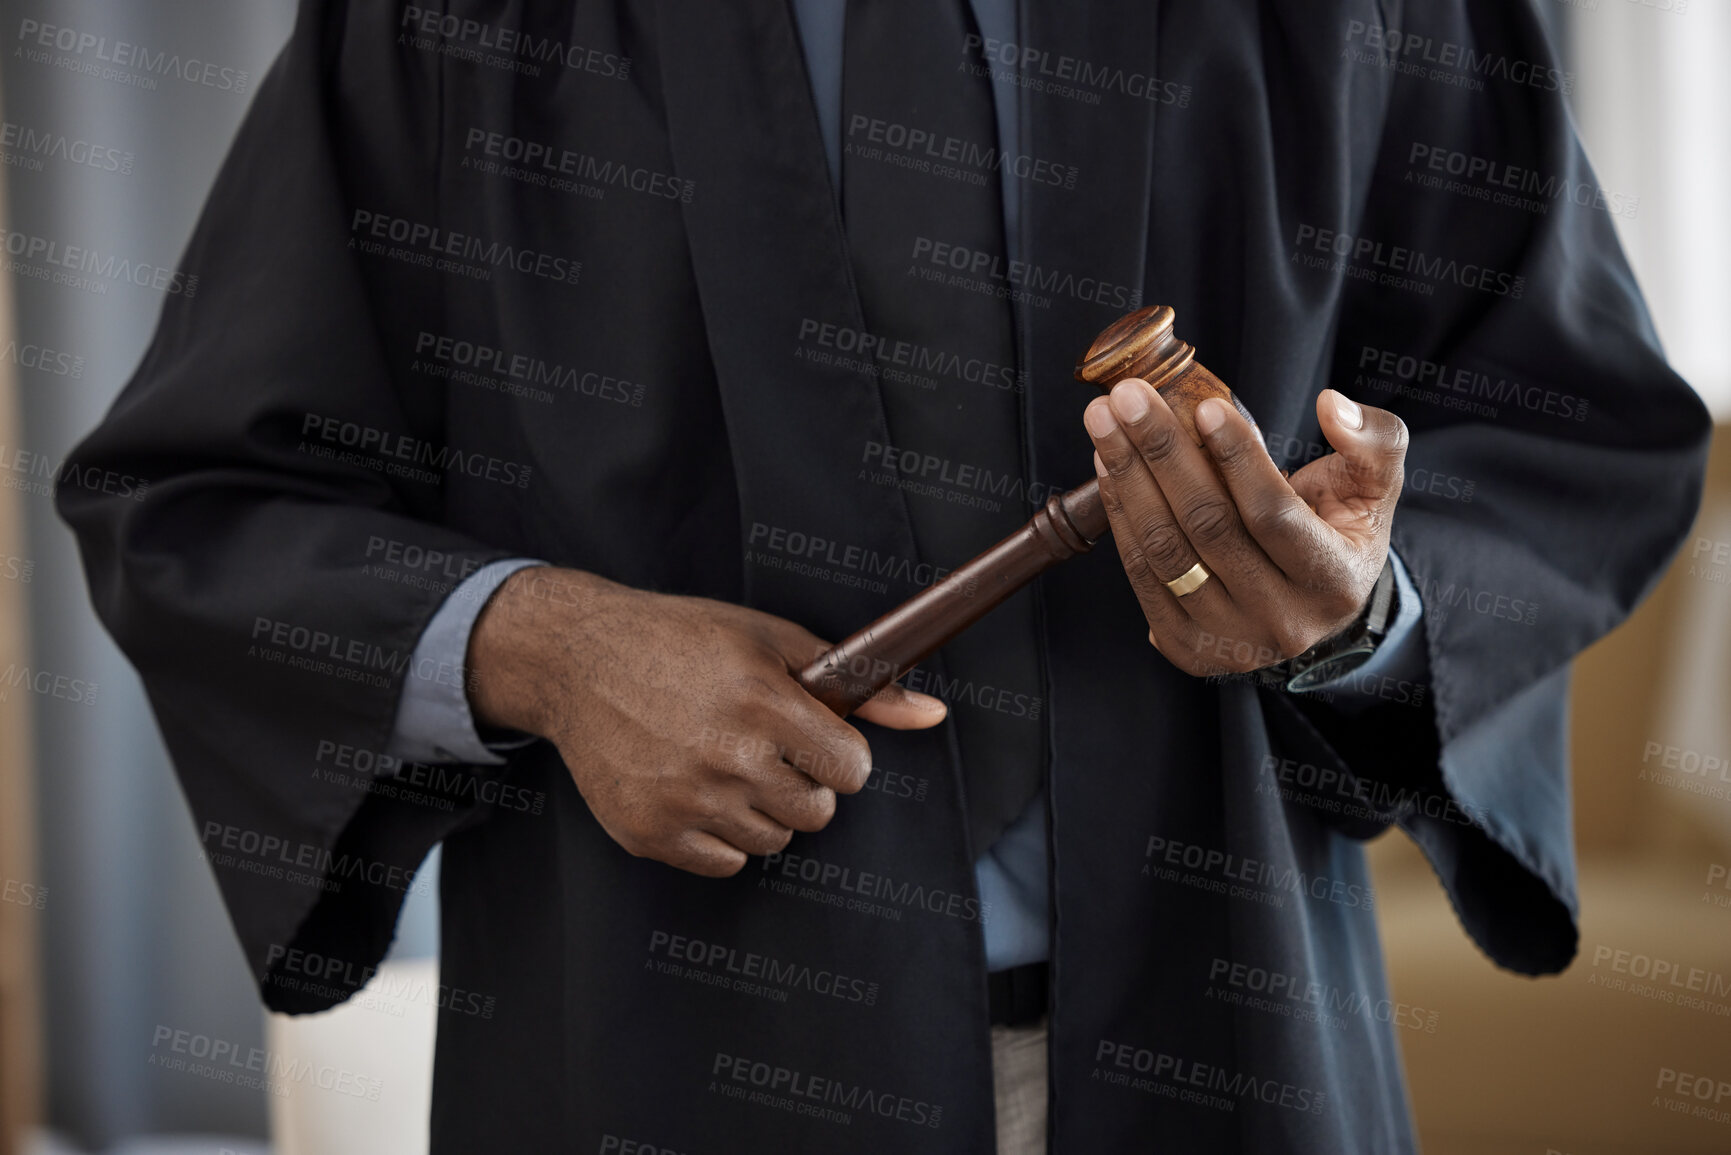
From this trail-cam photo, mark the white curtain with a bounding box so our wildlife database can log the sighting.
[1570,0,1731,419]
[1571,5,1731,839]
[1,1,434,1147]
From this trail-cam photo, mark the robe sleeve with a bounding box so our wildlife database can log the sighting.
[1265,0,1711,975]
[55,0,518,1011]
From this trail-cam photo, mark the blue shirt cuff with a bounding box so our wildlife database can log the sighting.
[386,557,549,765]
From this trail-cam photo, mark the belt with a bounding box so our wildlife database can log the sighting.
[987,962,1048,1027]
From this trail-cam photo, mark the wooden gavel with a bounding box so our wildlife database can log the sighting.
[797,305,1256,715]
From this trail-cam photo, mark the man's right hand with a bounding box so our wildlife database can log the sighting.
[465,566,948,877]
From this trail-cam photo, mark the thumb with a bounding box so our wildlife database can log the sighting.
[761,615,948,728]
[1315,389,1408,503]
[854,680,949,730]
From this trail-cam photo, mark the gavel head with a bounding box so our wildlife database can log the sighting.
[1073,304,1254,444]
[1074,305,1194,392]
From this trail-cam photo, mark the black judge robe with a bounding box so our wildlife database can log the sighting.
[57,0,1710,1151]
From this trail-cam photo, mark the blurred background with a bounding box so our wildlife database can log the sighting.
[0,2,1725,1153]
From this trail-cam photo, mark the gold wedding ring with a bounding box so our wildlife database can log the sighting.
[1165,561,1211,597]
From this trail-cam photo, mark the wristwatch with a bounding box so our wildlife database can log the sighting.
[1277,557,1396,693]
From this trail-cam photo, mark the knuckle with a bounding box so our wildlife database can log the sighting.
[840,726,871,762]
[758,825,795,855]
[1099,478,1126,516]
[1386,415,1411,456]
[1136,419,1183,464]
[1136,517,1192,573]
[827,731,872,791]
[688,786,727,825]
[1102,445,1140,480]
[1254,498,1308,541]
[800,784,838,829]
[703,850,747,878]
[716,744,760,785]
[739,671,781,709]
[1120,539,1157,584]
[673,832,737,877]
[1183,498,1238,549]
[1211,434,1255,475]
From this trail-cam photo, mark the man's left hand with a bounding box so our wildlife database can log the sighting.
[1083,381,1408,678]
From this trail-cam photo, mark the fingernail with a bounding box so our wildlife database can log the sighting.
[1093,450,1107,477]
[1110,380,1150,424]
[1194,398,1226,437]
[914,693,947,715]
[1084,399,1117,437]
[1332,391,1363,430]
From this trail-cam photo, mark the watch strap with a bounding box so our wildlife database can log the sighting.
[1277,557,1396,693]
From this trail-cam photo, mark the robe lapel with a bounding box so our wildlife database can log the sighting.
[1010,6,1207,1141]
[652,19,1001,1140]
[1017,0,1163,484]
[653,0,919,640]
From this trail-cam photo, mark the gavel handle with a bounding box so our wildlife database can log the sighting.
[796,478,1109,717]
[795,304,1244,717]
